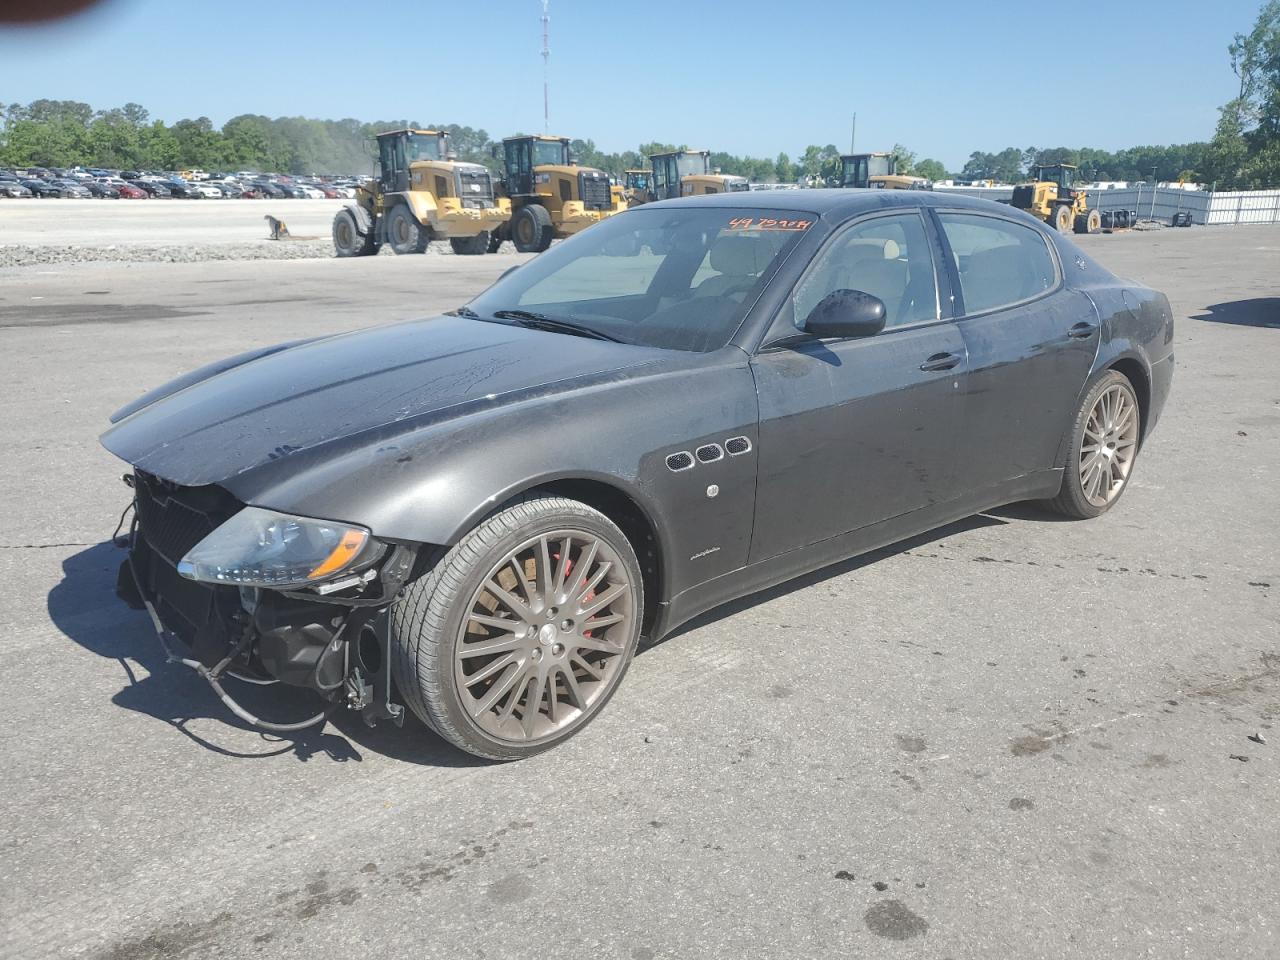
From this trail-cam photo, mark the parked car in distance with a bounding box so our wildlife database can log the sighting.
[164,180,201,198]
[135,180,172,198]
[47,179,92,198]
[1,180,33,197]
[103,190,1174,760]
[20,178,59,197]
[116,182,148,199]
[85,181,121,198]
[192,182,224,199]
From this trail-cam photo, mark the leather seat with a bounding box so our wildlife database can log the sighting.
[694,236,768,300]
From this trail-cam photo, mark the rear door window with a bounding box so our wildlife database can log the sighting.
[937,214,1058,314]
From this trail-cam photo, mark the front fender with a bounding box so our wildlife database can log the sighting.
[223,353,760,603]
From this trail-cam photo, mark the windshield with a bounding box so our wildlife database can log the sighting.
[465,207,814,352]
[405,133,443,162]
[532,140,568,167]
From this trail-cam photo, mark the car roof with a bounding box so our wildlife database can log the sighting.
[643,187,1036,224]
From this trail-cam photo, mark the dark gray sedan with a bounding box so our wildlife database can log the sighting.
[102,190,1173,759]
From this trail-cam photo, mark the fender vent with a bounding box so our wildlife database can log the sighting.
[725,436,752,456]
[695,443,724,464]
[666,452,694,472]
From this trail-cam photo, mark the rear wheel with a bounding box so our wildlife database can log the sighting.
[1086,209,1101,234]
[332,207,376,257]
[1052,204,1074,232]
[391,494,643,760]
[512,203,554,253]
[450,232,490,255]
[386,204,430,254]
[1045,371,1141,519]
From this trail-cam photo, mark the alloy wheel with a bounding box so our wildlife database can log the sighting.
[1079,383,1139,506]
[454,529,635,744]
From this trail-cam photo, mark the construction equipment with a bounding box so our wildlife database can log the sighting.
[837,152,932,190]
[630,150,748,205]
[1010,163,1101,234]
[490,135,626,253]
[622,168,654,205]
[331,129,507,257]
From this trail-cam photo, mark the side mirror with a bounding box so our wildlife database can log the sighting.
[804,289,886,339]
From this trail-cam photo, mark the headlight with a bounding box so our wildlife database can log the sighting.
[177,506,383,588]
[534,172,551,184]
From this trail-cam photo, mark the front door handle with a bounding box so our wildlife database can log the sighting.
[920,352,962,372]
[1067,321,1097,339]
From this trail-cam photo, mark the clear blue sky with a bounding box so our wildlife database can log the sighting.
[0,0,1255,169]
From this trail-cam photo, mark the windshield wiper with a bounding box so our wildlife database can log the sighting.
[491,309,620,342]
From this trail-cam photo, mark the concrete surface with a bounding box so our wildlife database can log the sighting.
[0,198,347,245]
[0,225,1277,960]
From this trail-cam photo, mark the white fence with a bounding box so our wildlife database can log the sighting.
[934,184,1280,226]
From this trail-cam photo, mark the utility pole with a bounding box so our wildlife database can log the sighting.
[541,0,550,134]
[850,113,856,154]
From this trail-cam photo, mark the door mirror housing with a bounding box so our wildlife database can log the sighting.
[803,289,887,339]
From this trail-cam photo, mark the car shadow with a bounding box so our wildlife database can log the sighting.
[1192,298,1280,328]
[47,541,485,768]
[52,508,1033,763]
[650,512,1007,647]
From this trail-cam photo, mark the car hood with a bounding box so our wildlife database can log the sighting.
[101,314,666,490]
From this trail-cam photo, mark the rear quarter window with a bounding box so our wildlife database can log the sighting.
[938,213,1058,315]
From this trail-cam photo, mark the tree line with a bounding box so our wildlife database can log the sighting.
[2,3,1276,188]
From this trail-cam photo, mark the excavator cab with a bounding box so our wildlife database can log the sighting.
[838,153,895,189]
[1034,163,1077,193]
[376,129,448,193]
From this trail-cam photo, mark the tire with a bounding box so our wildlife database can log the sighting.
[1073,213,1088,234]
[332,206,376,257]
[386,204,429,255]
[512,203,554,253]
[1086,209,1101,234]
[487,233,504,253]
[1052,204,1073,233]
[450,232,490,255]
[391,493,644,760]
[1044,370,1141,519]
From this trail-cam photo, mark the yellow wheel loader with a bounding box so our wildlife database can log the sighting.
[623,168,655,206]
[331,129,508,257]
[1010,163,1101,234]
[490,136,626,253]
[837,152,932,190]
[640,150,748,204]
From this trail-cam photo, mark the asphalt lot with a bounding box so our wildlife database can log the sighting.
[1,224,1278,960]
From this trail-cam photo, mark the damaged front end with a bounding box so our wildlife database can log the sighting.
[115,470,417,732]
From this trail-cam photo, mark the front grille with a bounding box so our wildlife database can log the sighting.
[578,170,611,210]
[457,168,495,209]
[133,470,240,566]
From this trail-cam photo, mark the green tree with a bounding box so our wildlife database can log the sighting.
[775,151,795,183]
[914,158,946,181]
[890,143,916,176]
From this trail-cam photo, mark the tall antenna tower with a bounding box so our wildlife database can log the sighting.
[541,0,550,133]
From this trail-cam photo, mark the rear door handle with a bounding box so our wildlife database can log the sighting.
[1067,321,1097,339]
[920,352,962,372]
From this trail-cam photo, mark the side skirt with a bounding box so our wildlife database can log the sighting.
[650,470,1062,640]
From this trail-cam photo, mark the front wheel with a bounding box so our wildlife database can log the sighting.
[386,204,430,254]
[392,494,644,760]
[1052,204,1073,232]
[1045,370,1141,519]
[511,203,554,253]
